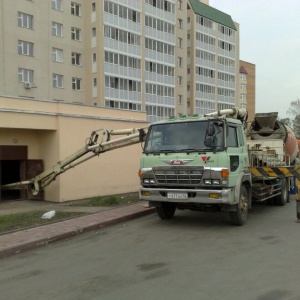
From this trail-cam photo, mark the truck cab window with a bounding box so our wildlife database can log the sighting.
[227,126,238,147]
[237,126,245,146]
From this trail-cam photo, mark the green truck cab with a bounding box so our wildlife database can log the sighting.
[139,113,252,226]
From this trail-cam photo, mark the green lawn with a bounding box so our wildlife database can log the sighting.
[0,211,87,235]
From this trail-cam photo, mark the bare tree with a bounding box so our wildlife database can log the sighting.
[287,99,300,139]
[278,117,292,127]
[287,99,300,117]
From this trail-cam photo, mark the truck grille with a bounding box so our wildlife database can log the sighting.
[153,168,203,185]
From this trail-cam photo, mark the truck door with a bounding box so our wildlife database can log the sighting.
[226,124,248,186]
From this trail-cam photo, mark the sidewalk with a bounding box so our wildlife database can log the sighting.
[0,202,155,259]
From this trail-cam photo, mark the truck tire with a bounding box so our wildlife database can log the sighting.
[230,185,248,226]
[274,178,288,206]
[156,202,176,219]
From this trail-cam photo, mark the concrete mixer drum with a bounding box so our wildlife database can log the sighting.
[248,112,299,164]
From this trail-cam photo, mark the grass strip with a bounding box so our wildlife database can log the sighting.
[70,194,140,207]
[0,211,87,234]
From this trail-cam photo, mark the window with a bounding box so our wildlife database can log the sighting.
[240,94,246,101]
[240,83,246,90]
[240,73,246,80]
[178,95,183,105]
[53,74,64,88]
[104,25,141,46]
[178,76,182,86]
[17,12,33,29]
[72,52,81,65]
[92,2,96,12]
[197,15,214,29]
[237,127,245,147]
[71,27,81,41]
[227,126,238,147]
[178,18,183,29]
[52,48,63,62]
[71,2,81,16]
[92,53,96,63]
[18,68,33,83]
[92,27,96,37]
[18,40,33,56]
[178,37,183,48]
[178,57,183,67]
[93,78,97,87]
[72,77,81,90]
[52,22,63,36]
[178,0,183,10]
[52,0,62,11]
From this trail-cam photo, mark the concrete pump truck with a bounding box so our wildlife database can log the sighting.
[2,108,299,226]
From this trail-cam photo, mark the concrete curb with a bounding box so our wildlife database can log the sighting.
[0,204,155,259]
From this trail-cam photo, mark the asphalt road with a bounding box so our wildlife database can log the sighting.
[1,197,300,300]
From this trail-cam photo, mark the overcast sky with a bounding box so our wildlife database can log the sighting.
[209,0,300,118]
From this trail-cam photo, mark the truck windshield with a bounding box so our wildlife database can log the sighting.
[144,121,224,154]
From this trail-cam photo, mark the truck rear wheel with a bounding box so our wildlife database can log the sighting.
[156,202,176,219]
[230,185,248,226]
[275,178,288,206]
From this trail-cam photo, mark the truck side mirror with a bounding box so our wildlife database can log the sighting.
[205,136,214,147]
[206,122,215,136]
[139,128,146,142]
[204,122,215,147]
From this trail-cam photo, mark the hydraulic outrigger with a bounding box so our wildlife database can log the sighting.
[1,128,147,196]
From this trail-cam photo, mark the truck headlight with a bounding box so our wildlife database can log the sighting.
[204,179,220,185]
[204,179,212,185]
[212,180,220,185]
[143,179,155,184]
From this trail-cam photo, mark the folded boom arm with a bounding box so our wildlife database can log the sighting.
[1,128,147,195]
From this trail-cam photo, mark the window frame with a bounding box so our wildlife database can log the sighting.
[71,27,81,41]
[53,73,64,88]
[71,2,81,16]
[17,12,33,29]
[72,77,82,90]
[178,57,183,67]
[72,52,81,66]
[18,40,33,56]
[18,68,34,83]
[52,0,63,11]
[52,22,63,37]
[52,47,63,62]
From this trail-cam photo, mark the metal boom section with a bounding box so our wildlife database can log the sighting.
[1,128,147,195]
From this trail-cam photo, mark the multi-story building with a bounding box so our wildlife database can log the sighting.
[0,0,244,122]
[239,60,256,122]
[187,0,239,116]
[0,0,255,202]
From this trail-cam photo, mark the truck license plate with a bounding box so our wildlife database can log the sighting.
[167,193,188,199]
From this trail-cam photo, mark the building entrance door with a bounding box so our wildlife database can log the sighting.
[0,146,44,201]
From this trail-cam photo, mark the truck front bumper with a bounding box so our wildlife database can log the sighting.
[139,187,235,205]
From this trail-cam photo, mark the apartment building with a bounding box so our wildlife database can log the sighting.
[239,60,256,123]
[0,0,246,121]
[0,0,254,201]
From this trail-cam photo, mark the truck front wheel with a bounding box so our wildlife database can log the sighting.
[230,185,248,226]
[156,202,176,219]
